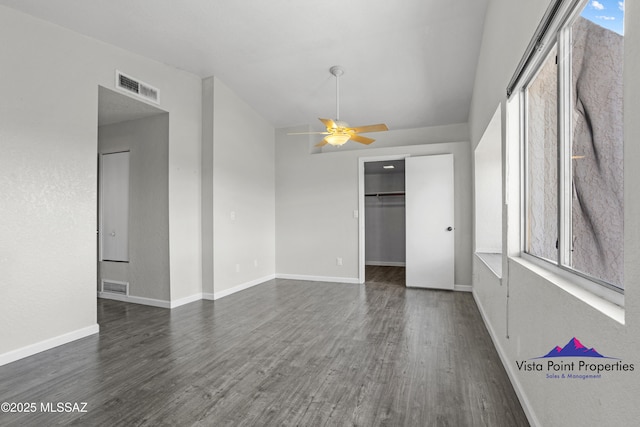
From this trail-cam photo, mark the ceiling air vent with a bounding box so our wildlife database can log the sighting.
[115,70,160,104]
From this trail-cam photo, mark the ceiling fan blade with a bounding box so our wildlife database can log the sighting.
[319,118,337,129]
[287,131,330,135]
[315,138,330,147]
[350,134,375,145]
[351,123,389,133]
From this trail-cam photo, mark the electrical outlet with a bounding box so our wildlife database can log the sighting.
[253,259,258,268]
[336,257,343,266]
[235,263,240,273]
[230,211,236,221]
[353,210,359,219]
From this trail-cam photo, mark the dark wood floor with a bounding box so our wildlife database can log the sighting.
[0,276,528,426]
[366,265,406,286]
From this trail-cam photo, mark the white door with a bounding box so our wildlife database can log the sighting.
[100,151,130,262]
[405,154,454,289]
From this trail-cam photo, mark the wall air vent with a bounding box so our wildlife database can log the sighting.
[101,280,129,296]
[115,70,160,104]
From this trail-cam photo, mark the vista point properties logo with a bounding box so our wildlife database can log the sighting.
[516,337,634,380]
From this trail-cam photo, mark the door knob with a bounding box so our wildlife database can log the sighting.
[446,226,453,231]
[110,231,116,237]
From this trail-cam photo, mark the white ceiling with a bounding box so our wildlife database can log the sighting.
[0,0,488,131]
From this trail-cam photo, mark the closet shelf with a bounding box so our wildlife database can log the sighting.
[365,191,405,197]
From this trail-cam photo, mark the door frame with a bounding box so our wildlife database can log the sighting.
[358,154,409,284]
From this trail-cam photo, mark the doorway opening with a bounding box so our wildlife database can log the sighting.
[359,156,407,287]
[97,86,170,306]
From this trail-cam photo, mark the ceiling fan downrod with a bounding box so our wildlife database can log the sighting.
[330,66,344,122]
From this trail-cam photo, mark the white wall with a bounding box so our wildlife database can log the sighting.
[276,126,472,286]
[98,114,171,301]
[202,77,276,296]
[0,6,202,362]
[474,105,502,253]
[202,78,215,297]
[469,1,640,425]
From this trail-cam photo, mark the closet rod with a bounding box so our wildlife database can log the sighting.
[364,191,405,197]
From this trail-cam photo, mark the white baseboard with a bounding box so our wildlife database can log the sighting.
[365,261,406,267]
[454,284,473,292]
[170,293,203,308]
[276,274,360,284]
[97,292,170,309]
[472,290,540,427]
[210,274,276,300]
[0,324,99,367]
[98,292,205,309]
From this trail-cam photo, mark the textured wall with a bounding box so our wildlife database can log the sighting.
[0,5,201,359]
[201,77,215,296]
[210,77,276,294]
[0,10,99,354]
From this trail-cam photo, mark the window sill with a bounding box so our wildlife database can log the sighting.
[510,256,624,325]
[475,252,502,278]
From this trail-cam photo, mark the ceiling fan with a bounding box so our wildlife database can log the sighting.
[289,66,389,147]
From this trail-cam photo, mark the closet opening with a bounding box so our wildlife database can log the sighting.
[363,159,406,286]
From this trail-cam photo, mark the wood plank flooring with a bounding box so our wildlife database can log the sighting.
[0,277,528,426]
[366,265,406,286]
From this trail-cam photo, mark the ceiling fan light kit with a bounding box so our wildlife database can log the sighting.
[288,66,388,147]
[325,133,351,146]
